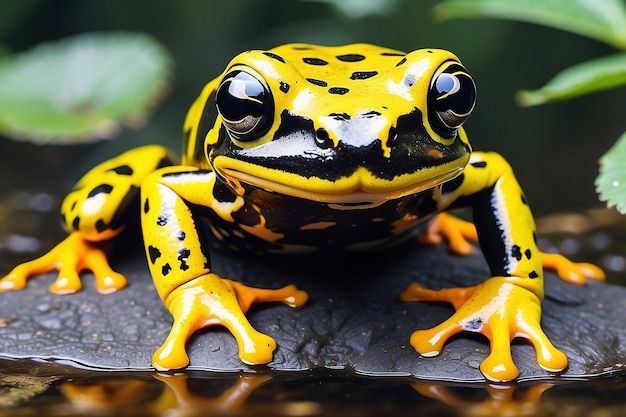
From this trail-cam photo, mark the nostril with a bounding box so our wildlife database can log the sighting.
[315,128,333,149]
[387,127,399,148]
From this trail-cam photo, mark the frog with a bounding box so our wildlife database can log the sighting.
[0,43,604,382]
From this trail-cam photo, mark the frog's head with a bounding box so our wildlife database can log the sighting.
[184,43,475,205]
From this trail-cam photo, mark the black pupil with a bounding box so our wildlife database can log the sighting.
[217,71,267,122]
[433,72,475,117]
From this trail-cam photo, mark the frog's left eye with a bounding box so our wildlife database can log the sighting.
[216,69,274,141]
[428,63,476,138]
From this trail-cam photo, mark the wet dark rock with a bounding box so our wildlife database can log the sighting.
[0,242,624,382]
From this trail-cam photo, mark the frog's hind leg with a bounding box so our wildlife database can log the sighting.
[423,213,605,285]
[0,145,178,294]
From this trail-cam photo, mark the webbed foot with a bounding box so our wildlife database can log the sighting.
[423,213,604,285]
[400,277,568,382]
[152,273,308,371]
[0,233,127,294]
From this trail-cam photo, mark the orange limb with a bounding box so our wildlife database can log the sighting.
[0,233,127,294]
[152,272,308,371]
[152,373,271,412]
[400,277,568,382]
[412,381,554,413]
[423,213,605,285]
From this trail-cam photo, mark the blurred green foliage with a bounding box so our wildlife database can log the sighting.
[0,32,172,143]
[0,0,623,215]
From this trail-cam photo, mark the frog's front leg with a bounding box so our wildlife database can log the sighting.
[403,151,569,382]
[142,166,308,371]
[0,145,176,294]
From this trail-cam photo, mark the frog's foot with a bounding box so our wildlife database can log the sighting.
[420,213,477,256]
[540,253,605,285]
[422,214,604,285]
[152,273,308,371]
[0,233,127,294]
[400,277,568,382]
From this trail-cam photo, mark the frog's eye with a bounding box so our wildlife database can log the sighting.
[216,69,274,141]
[428,63,476,139]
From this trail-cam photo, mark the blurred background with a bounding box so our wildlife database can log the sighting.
[0,0,622,215]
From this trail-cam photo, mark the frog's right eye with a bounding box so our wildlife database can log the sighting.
[427,63,476,139]
[216,69,274,141]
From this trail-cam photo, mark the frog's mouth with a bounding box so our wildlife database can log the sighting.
[214,157,466,206]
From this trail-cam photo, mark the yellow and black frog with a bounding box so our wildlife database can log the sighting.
[0,44,603,382]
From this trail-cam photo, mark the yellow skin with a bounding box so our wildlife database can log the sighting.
[0,44,603,382]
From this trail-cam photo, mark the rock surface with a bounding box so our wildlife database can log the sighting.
[0,242,624,383]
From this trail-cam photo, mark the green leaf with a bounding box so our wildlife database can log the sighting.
[597,130,626,213]
[434,0,626,49]
[515,52,626,106]
[0,32,172,144]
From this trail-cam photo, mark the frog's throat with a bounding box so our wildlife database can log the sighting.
[215,160,465,204]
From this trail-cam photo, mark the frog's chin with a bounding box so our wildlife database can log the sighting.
[219,166,464,207]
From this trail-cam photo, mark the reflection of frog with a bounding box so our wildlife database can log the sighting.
[0,44,603,381]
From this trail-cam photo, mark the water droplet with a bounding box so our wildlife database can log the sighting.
[5,234,41,253]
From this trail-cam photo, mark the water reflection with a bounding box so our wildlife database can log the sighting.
[0,359,625,416]
[413,382,554,416]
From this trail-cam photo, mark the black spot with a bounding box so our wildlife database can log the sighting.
[178,248,191,271]
[465,318,483,330]
[109,165,133,175]
[533,231,537,244]
[441,173,465,194]
[87,184,113,198]
[178,231,186,241]
[148,246,161,264]
[162,263,172,276]
[328,87,349,95]
[511,244,522,261]
[381,52,405,57]
[395,57,407,67]
[95,219,107,233]
[213,179,237,203]
[363,110,381,117]
[336,54,365,62]
[306,78,328,87]
[143,198,150,214]
[303,57,328,66]
[291,46,313,51]
[280,82,290,93]
[71,201,77,211]
[190,90,218,164]
[529,271,539,278]
[470,161,487,168]
[329,112,350,120]
[525,248,532,260]
[315,128,333,149]
[388,127,399,147]
[157,215,168,226]
[263,51,285,63]
[350,71,378,80]
[72,216,80,231]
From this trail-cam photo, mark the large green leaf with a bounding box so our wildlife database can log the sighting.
[0,32,172,144]
[434,0,626,49]
[597,130,626,213]
[515,52,626,106]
